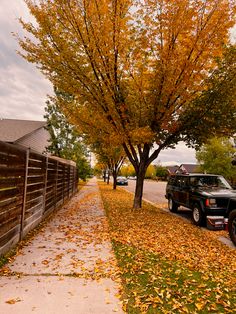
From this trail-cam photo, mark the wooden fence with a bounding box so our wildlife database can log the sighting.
[0,141,78,256]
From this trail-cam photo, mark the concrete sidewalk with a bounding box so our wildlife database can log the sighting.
[0,178,124,313]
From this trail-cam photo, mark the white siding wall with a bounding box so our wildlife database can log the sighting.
[15,127,51,154]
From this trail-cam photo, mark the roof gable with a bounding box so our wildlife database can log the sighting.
[177,164,199,173]
[166,165,179,174]
[0,119,46,142]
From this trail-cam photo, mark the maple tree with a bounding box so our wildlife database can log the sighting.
[17,0,236,208]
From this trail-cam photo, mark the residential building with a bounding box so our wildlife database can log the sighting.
[0,118,50,154]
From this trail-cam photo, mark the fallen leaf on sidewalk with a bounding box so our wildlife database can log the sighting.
[5,297,22,304]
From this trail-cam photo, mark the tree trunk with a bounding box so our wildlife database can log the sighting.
[107,173,110,184]
[133,162,147,209]
[123,142,161,210]
[103,170,106,182]
[113,170,117,190]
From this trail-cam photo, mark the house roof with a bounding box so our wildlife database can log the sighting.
[176,164,199,174]
[0,119,46,142]
[166,165,179,174]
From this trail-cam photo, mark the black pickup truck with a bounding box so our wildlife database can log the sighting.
[165,173,236,246]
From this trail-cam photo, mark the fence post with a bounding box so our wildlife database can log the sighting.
[74,167,77,193]
[74,167,77,194]
[71,166,74,195]
[62,163,65,203]
[55,160,58,209]
[67,165,70,199]
[42,156,48,214]
[20,148,30,241]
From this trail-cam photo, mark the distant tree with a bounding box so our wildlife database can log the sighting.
[120,164,136,178]
[93,162,105,178]
[196,137,236,183]
[82,123,126,189]
[156,165,169,180]
[121,164,158,179]
[145,165,156,179]
[18,0,236,209]
[77,157,92,181]
[92,143,125,189]
[44,98,91,180]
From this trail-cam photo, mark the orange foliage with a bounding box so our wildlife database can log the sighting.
[18,0,235,146]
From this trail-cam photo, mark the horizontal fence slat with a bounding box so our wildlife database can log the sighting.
[29,152,45,161]
[0,205,22,224]
[0,141,26,155]
[28,168,46,175]
[0,216,21,237]
[0,197,23,214]
[0,166,25,176]
[0,177,23,189]
[0,155,25,166]
[0,225,20,252]
[27,182,44,192]
[0,188,20,202]
[27,175,44,184]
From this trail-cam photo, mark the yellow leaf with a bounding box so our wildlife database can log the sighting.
[195,302,205,310]
[6,298,22,304]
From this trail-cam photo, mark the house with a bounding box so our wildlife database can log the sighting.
[175,164,200,174]
[0,118,50,154]
[165,163,200,175]
[166,165,179,175]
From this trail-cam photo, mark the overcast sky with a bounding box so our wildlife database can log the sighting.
[4,0,230,165]
[0,0,53,121]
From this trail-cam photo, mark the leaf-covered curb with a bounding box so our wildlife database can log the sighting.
[99,181,236,313]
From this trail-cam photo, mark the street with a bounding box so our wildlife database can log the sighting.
[123,179,201,219]
[123,179,168,206]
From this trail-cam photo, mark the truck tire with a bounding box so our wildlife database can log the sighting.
[192,204,205,226]
[229,210,236,246]
[168,197,178,213]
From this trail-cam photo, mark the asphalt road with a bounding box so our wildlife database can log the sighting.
[123,179,200,220]
[123,179,168,206]
[122,179,204,221]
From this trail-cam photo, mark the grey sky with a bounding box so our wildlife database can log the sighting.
[2,1,235,165]
[0,1,53,121]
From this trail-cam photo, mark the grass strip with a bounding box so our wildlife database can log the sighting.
[98,181,236,314]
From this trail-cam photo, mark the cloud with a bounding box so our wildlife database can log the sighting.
[157,142,197,165]
[0,0,53,121]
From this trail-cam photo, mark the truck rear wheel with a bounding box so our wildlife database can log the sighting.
[192,204,205,226]
[168,197,178,213]
[229,210,236,246]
